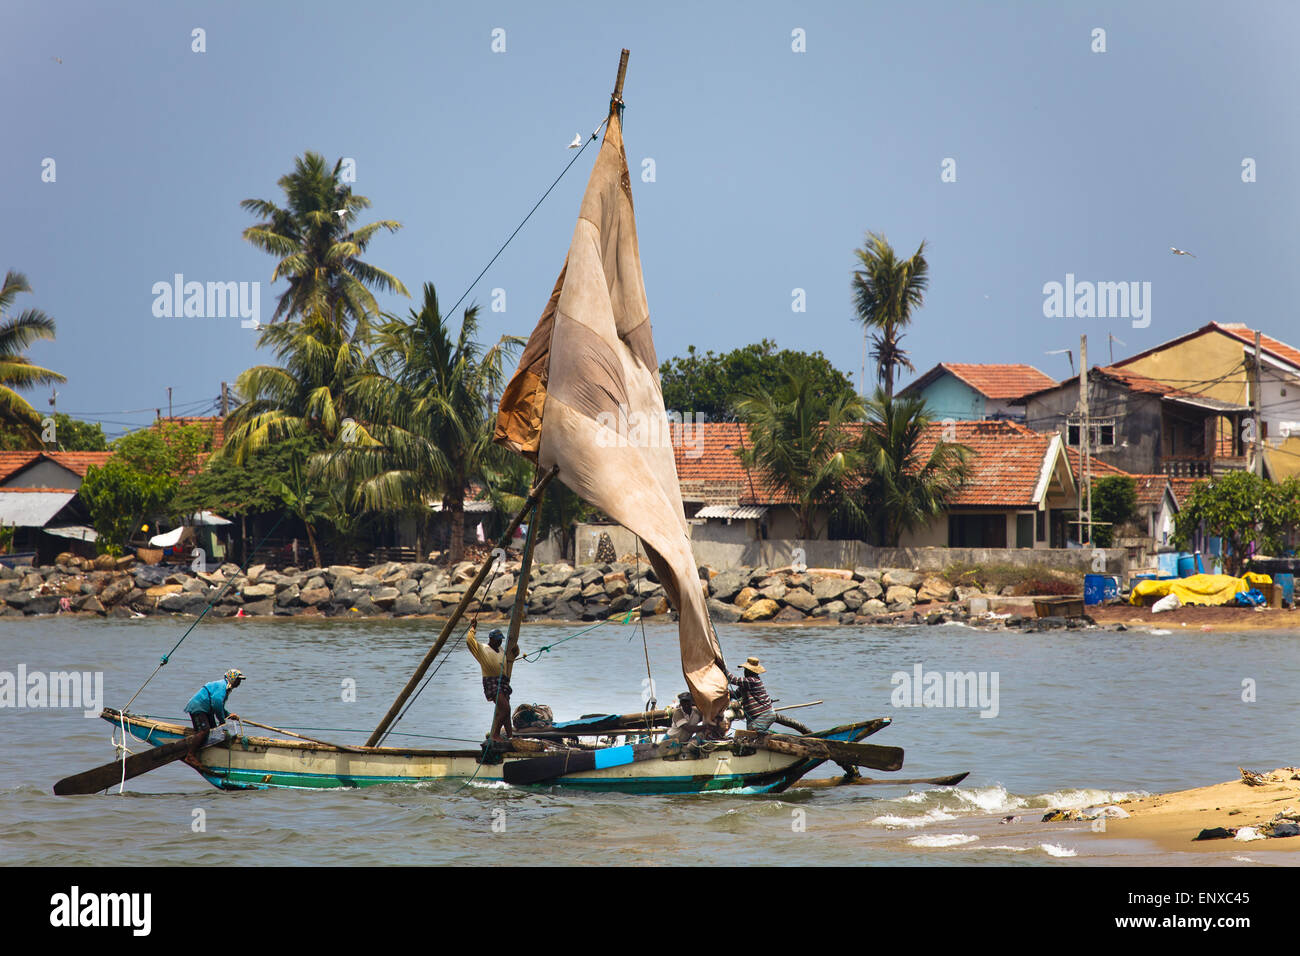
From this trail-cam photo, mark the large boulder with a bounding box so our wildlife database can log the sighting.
[740,598,780,622]
[392,593,423,616]
[276,584,302,607]
[642,595,670,617]
[882,569,923,590]
[93,554,118,571]
[759,583,788,603]
[242,582,276,600]
[916,577,955,604]
[733,587,759,610]
[709,571,745,602]
[884,585,918,606]
[782,588,818,612]
[146,584,183,598]
[773,606,806,622]
[370,587,401,610]
[707,598,742,622]
[861,599,887,615]
[299,587,331,607]
[811,576,856,602]
[841,588,865,610]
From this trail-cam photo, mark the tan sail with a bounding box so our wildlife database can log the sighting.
[494,68,729,723]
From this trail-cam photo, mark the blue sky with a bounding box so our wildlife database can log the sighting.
[4,0,1296,437]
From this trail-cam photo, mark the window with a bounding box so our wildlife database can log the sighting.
[1036,509,1046,542]
[1066,424,1115,447]
[948,514,1007,548]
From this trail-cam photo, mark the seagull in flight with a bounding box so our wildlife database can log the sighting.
[52,56,63,64]
[1171,246,1197,258]
[568,134,583,149]
[334,209,347,218]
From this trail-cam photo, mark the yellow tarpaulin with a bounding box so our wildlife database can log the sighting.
[1129,572,1272,607]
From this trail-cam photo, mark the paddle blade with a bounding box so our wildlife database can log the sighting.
[54,736,196,796]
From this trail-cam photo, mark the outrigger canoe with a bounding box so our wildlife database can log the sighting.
[102,708,893,795]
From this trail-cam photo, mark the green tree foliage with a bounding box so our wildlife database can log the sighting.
[735,372,865,540]
[223,308,371,460]
[52,413,107,451]
[241,152,407,336]
[80,459,178,555]
[324,283,520,562]
[1173,471,1300,573]
[482,455,594,562]
[659,340,855,422]
[1090,475,1138,547]
[114,422,212,476]
[846,390,971,546]
[851,233,928,398]
[0,271,66,442]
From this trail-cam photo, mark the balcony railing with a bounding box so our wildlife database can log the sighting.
[1160,456,1248,478]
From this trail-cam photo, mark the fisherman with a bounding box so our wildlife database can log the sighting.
[727,657,776,734]
[666,690,706,742]
[184,669,243,734]
[466,625,521,741]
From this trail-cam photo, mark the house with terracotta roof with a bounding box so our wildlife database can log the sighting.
[898,363,1057,422]
[1014,364,1252,480]
[1104,322,1300,480]
[0,451,114,562]
[1061,448,1180,558]
[670,420,1082,549]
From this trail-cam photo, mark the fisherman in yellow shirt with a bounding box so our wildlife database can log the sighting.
[466,625,521,741]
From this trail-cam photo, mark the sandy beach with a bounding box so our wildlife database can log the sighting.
[1088,604,1300,633]
[1098,769,1300,854]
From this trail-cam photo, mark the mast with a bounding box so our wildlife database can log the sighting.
[365,465,557,747]
[489,477,544,740]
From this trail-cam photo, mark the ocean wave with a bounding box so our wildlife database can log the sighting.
[869,808,958,828]
[1040,843,1077,857]
[906,833,979,848]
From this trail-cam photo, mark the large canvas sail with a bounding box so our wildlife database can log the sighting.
[495,85,730,722]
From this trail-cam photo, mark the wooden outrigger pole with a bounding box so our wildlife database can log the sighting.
[366,465,559,747]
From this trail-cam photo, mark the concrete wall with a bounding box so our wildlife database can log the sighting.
[1023,376,1164,475]
[574,520,1127,573]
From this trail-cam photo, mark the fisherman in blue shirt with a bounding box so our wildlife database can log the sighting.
[184,669,244,733]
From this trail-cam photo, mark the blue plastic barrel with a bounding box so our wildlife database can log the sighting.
[1277,573,1295,608]
[1176,554,1196,577]
[1084,573,1119,605]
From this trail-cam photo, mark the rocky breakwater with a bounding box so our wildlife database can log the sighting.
[3,553,1094,630]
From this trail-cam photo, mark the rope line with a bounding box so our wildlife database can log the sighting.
[123,511,289,712]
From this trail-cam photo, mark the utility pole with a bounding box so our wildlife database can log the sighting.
[1080,334,1092,546]
[1253,330,1263,476]
[167,387,173,420]
[220,381,229,418]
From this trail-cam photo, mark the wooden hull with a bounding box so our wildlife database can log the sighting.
[101,709,889,795]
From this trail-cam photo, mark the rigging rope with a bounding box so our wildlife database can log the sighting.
[441,116,608,324]
[122,511,289,713]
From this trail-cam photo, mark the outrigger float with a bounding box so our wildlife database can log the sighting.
[56,50,965,799]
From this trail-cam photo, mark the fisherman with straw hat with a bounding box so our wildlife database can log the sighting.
[727,657,776,733]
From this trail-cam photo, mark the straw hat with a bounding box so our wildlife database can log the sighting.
[740,657,766,674]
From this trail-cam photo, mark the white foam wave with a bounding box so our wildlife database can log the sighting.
[869,808,958,829]
[906,833,979,848]
[980,845,1033,852]
[1040,843,1077,857]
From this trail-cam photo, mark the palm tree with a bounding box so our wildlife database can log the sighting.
[223,308,370,459]
[851,232,928,398]
[0,271,66,442]
[221,309,375,565]
[850,390,971,546]
[735,372,865,540]
[327,283,521,562]
[241,152,408,337]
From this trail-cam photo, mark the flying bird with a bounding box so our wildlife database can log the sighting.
[334,209,347,218]
[568,134,583,149]
[1170,246,1197,258]
[52,56,62,64]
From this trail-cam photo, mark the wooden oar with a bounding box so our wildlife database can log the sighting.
[503,742,662,785]
[236,718,368,753]
[790,771,970,790]
[54,735,200,796]
[734,730,904,772]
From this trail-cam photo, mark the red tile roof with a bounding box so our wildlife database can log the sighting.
[1168,477,1207,508]
[0,451,114,485]
[940,364,1059,400]
[1215,324,1300,370]
[674,420,1070,510]
[1063,447,1132,478]
[1131,475,1173,509]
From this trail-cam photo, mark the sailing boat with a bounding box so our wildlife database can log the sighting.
[66,50,923,796]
